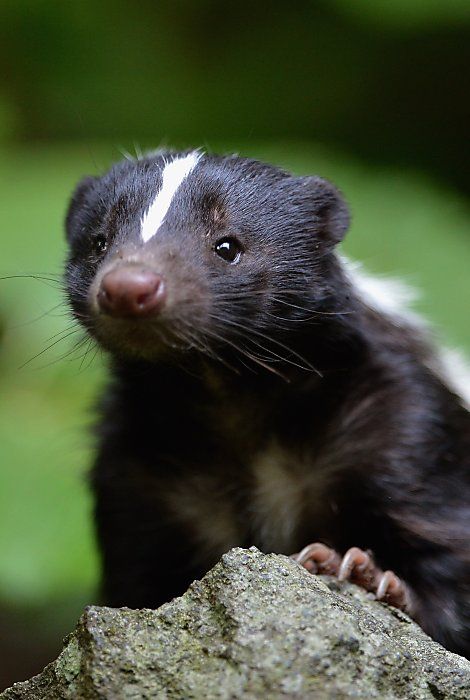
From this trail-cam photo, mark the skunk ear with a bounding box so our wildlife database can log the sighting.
[65,175,97,241]
[303,176,350,247]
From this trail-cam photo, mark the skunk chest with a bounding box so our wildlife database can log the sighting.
[162,439,334,561]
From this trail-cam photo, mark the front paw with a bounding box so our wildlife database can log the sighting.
[291,542,413,613]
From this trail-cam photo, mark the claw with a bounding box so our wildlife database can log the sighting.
[376,570,399,599]
[376,570,412,612]
[293,542,341,575]
[338,547,370,581]
[292,542,413,614]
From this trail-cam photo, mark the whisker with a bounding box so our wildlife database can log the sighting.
[240,349,289,380]
[78,337,96,372]
[265,311,319,324]
[42,323,80,342]
[86,345,101,372]
[211,314,322,376]
[46,337,90,369]
[18,327,82,369]
[179,323,243,375]
[8,302,68,329]
[228,327,313,375]
[272,295,353,317]
[198,323,289,379]
[0,274,64,289]
[212,290,352,318]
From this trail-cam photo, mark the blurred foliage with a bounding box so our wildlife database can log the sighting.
[0,146,102,606]
[0,1,470,193]
[331,0,470,27]
[0,0,469,689]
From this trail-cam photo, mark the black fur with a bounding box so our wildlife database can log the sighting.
[65,151,470,656]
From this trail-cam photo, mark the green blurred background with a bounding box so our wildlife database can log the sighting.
[0,0,469,689]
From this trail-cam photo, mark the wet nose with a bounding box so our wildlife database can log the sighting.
[97,266,166,317]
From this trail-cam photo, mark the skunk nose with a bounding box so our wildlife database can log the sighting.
[98,266,166,317]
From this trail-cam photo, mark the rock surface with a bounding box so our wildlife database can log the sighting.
[2,547,470,699]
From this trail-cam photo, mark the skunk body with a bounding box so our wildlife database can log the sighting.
[65,151,470,655]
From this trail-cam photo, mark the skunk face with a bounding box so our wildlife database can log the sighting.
[65,151,349,366]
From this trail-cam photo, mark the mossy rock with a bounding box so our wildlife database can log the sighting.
[2,547,469,699]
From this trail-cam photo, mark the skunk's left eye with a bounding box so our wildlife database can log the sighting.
[94,235,108,255]
[214,237,243,264]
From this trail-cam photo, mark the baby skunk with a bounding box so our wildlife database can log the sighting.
[65,150,470,656]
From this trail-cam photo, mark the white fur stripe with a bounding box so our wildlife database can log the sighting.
[140,152,201,243]
[340,255,423,326]
[430,348,470,411]
[341,256,470,409]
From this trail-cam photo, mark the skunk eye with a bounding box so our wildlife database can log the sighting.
[214,237,243,264]
[94,234,108,255]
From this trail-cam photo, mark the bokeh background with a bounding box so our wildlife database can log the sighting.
[1,0,469,689]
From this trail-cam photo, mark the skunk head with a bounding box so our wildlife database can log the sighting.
[65,151,349,369]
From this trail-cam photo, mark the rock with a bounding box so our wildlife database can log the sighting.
[2,547,469,699]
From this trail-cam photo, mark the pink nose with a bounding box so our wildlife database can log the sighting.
[97,266,166,317]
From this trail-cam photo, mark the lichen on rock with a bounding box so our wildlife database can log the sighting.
[2,547,469,699]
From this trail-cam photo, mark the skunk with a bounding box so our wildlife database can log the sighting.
[65,150,470,656]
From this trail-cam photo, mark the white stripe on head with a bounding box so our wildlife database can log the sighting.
[140,151,201,243]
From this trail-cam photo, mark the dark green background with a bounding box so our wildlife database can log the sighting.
[0,0,469,689]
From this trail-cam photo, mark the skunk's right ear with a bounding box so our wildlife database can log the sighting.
[65,176,98,241]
